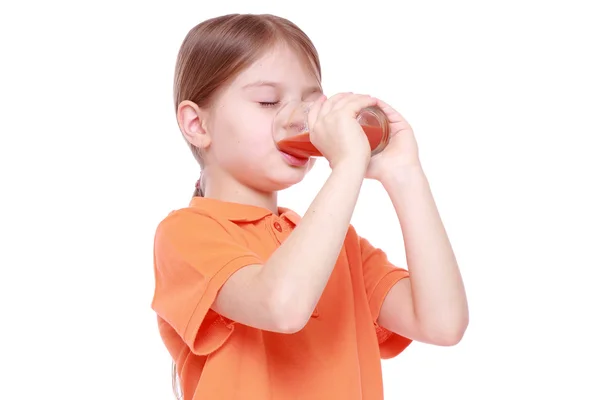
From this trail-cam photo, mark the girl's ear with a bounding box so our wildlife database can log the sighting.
[177,100,212,150]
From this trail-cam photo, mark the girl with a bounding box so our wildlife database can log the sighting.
[152,13,468,400]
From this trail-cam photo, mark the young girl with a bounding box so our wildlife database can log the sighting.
[152,13,468,400]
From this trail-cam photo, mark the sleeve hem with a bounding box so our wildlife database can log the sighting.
[368,268,409,319]
[368,268,412,359]
[183,254,262,355]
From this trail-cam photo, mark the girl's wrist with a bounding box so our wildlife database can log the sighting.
[380,164,427,191]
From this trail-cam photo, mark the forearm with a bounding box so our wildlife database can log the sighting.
[382,166,468,340]
[258,162,366,330]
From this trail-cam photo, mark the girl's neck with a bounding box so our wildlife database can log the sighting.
[202,169,279,215]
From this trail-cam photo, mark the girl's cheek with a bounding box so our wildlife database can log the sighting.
[249,128,274,147]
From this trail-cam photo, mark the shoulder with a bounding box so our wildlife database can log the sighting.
[158,205,224,227]
[154,205,230,249]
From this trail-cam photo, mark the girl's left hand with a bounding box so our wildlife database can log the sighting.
[365,98,421,181]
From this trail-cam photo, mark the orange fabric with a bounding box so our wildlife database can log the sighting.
[152,197,411,399]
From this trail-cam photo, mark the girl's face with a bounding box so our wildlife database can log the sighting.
[204,44,322,193]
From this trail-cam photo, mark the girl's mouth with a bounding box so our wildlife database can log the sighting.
[280,151,310,167]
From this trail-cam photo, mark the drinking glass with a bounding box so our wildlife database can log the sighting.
[272,100,390,159]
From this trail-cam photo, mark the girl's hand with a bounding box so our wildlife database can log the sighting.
[365,98,421,181]
[308,93,375,170]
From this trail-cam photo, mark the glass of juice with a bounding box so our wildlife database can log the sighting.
[272,100,391,160]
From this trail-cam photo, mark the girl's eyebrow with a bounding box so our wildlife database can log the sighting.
[243,80,321,95]
[243,80,280,89]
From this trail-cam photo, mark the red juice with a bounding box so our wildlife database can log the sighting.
[277,125,384,159]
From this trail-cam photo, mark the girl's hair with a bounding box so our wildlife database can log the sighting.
[170,13,321,398]
[173,13,322,198]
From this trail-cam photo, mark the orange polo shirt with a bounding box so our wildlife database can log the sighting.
[152,197,411,399]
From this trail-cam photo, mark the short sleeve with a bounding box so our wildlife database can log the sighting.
[151,210,262,356]
[359,235,412,359]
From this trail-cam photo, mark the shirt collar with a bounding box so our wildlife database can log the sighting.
[189,197,301,225]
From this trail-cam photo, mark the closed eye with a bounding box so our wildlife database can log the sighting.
[259,101,280,107]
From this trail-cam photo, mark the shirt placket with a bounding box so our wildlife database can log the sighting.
[270,217,291,244]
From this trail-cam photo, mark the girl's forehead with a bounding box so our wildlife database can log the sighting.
[234,45,320,89]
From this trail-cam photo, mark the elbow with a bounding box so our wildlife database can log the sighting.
[274,316,307,334]
[431,328,466,346]
[424,316,469,347]
[266,290,312,334]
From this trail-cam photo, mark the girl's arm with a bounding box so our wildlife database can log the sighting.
[214,94,377,333]
[214,162,366,333]
[377,167,469,345]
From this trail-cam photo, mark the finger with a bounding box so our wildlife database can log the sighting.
[331,93,372,113]
[326,92,353,105]
[318,92,352,119]
[372,97,406,124]
[338,95,378,117]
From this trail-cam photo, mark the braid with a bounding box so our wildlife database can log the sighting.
[193,172,205,197]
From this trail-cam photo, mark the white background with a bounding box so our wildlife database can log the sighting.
[1,0,599,399]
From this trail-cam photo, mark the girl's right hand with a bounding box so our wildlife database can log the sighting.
[307,93,376,170]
